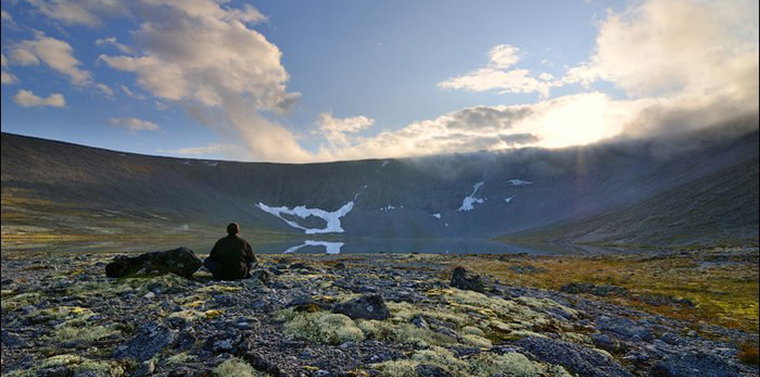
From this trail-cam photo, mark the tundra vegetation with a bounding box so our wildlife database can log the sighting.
[0,248,757,377]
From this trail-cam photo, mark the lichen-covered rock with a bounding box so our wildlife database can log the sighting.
[649,352,740,377]
[333,294,390,320]
[595,315,654,341]
[516,336,634,377]
[450,267,485,293]
[113,322,178,361]
[105,247,202,278]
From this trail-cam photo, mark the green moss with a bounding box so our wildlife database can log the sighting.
[373,359,418,377]
[167,309,205,322]
[410,347,467,372]
[5,354,125,377]
[1,292,42,311]
[213,357,271,377]
[468,352,565,377]
[165,352,197,365]
[52,316,123,343]
[461,326,486,337]
[461,334,492,348]
[280,309,365,345]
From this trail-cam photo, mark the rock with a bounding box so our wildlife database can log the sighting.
[1,331,26,349]
[516,336,634,377]
[411,314,429,329]
[114,322,178,361]
[286,297,331,312]
[416,364,453,377]
[214,293,239,307]
[649,352,740,377]
[591,333,627,354]
[36,366,71,377]
[251,269,275,286]
[105,247,202,278]
[596,316,654,341]
[313,371,331,377]
[236,349,289,377]
[332,294,390,320]
[450,267,485,293]
[135,360,156,377]
[72,372,107,377]
[289,262,311,270]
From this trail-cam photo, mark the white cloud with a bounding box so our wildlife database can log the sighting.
[22,0,127,27]
[158,143,239,156]
[560,0,758,137]
[439,68,553,98]
[96,83,113,95]
[1,54,17,85]
[13,89,66,107]
[1,9,14,25]
[110,117,161,134]
[488,44,521,69]
[317,113,375,149]
[438,44,556,98]
[120,84,145,99]
[10,32,111,93]
[96,37,134,54]
[97,0,307,162]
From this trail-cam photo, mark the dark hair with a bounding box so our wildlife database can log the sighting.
[227,222,239,235]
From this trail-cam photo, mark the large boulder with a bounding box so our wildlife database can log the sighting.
[105,247,202,278]
[650,352,740,377]
[516,336,634,377]
[450,267,485,293]
[332,294,390,320]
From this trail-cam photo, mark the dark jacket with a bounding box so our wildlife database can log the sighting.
[206,234,257,280]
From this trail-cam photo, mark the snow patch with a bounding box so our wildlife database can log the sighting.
[432,213,441,219]
[457,182,485,211]
[204,161,219,167]
[256,201,354,234]
[504,196,514,204]
[283,240,344,255]
[508,179,532,186]
[381,160,389,168]
[380,205,396,212]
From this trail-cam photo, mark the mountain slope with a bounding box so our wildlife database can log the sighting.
[2,115,758,246]
[500,157,759,246]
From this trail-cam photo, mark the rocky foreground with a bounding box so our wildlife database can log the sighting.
[1,250,758,377]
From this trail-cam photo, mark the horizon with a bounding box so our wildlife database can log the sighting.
[1,0,758,163]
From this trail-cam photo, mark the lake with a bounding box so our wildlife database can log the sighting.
[0,237,610,255]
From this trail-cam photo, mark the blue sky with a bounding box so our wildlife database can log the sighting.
[1,0,757,162]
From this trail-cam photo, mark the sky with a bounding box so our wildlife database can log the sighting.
[1,0,758,162]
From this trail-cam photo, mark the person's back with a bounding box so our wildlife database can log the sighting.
[204,223,257,280]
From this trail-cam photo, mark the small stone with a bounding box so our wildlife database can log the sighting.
[143,291,156,299]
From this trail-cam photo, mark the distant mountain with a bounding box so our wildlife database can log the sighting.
[2,115,758,247]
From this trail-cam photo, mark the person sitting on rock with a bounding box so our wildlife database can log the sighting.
[204,222,257,280]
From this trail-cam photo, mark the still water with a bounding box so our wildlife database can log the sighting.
[1,237,608,255]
